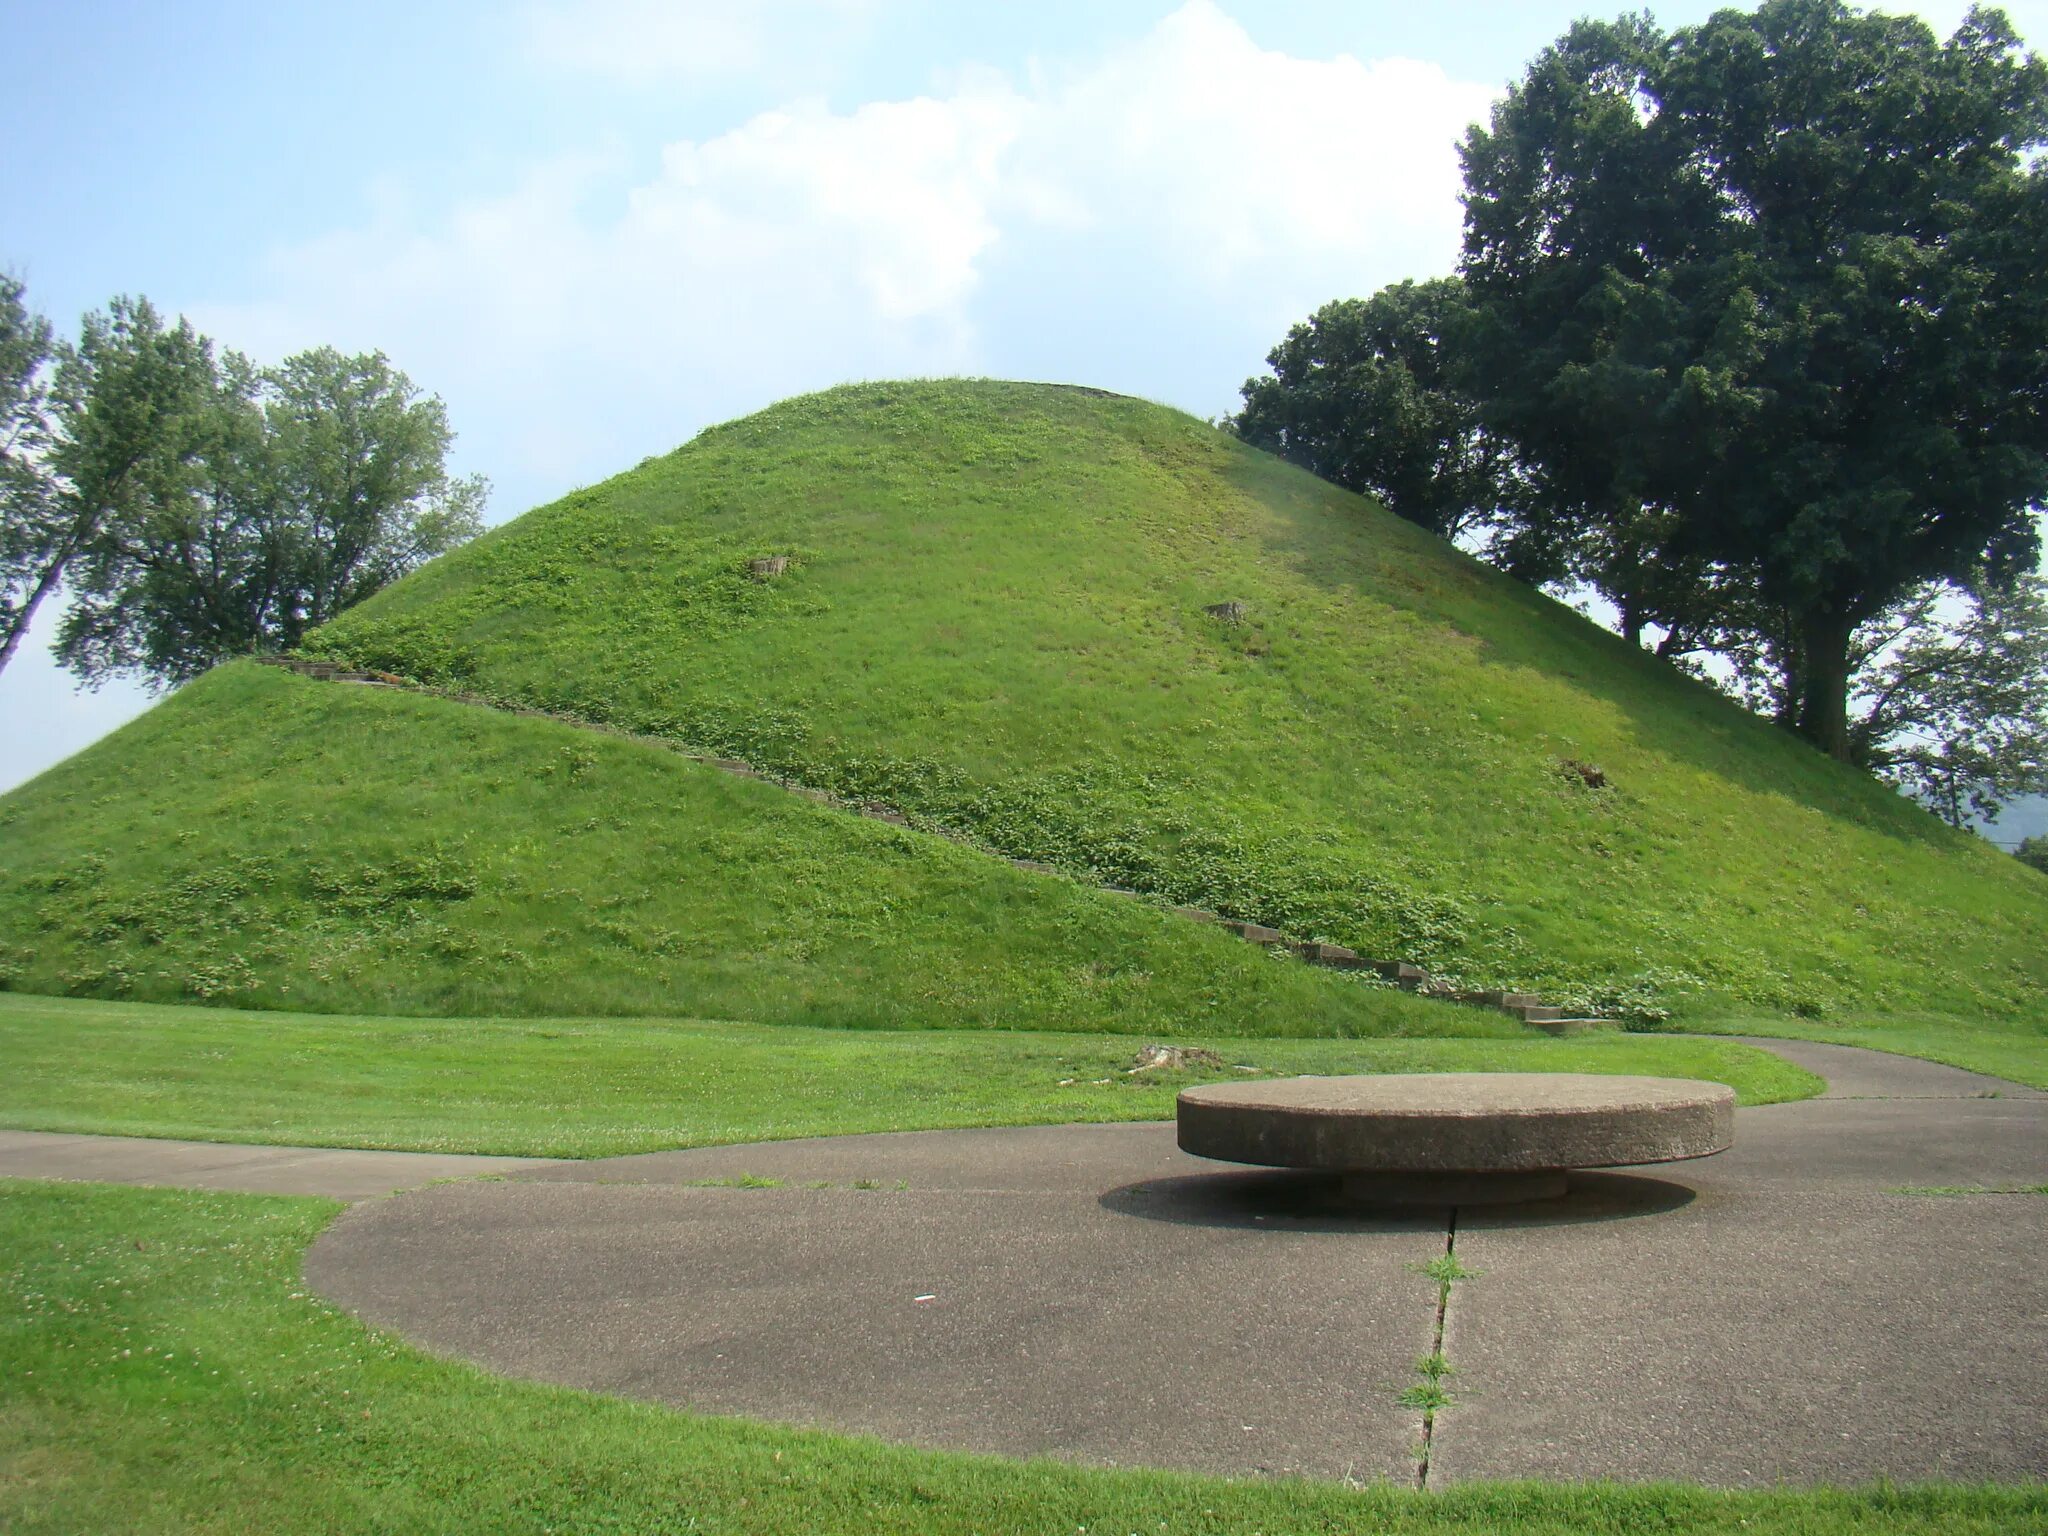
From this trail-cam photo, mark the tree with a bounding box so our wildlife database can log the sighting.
[2018,835,2048,874]
[1851,574,2048,827]
[1459,1,2048,760]
[52,349,279,684]
[1228,279,1521,544]
[260,347,486,634]
[1,294,222,682]
[0,275,59,675]
[53,340,486,689]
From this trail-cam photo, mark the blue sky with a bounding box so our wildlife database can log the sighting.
[3,0,2043,845]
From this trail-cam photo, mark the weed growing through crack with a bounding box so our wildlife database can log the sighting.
[1399,1380,1455,1412]
[1420,1253,1477,1291]
[1406,1223,1477,1489]
[1414,1352,1455,1382]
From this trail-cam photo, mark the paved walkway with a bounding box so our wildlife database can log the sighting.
[5,1041,2043,1488]
[0,1128,558,1199]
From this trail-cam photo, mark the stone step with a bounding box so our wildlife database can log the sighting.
[1527,1017,1623,1036]
[1170,906,1220,923]
[1502,1002,1563,1023]
[1372,960,1429,987]
[1473,989,1544,1008]
[1294,941,1365,967]
[1220,919,1285,944]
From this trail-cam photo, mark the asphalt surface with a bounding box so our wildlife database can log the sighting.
[294,1040,2046,1489]
[4,1041,2040,1486]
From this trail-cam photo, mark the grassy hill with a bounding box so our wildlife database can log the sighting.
[0,664,1464,1035]
[287,378,2041,1023]
[3,379,2042,1030]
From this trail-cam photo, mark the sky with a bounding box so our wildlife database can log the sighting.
[3,0,2044,844]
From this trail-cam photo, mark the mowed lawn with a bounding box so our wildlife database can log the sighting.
[2,1180,2038,1536]
[0,993,1817,1156]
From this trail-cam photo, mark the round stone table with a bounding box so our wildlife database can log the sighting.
[1177,1073,1735,1205]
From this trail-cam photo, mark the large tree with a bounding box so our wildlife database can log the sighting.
[0,275,58,675]
[57,344,486,688]
[1,293,219,679]
[1228,278,1520,544]
[1459,1,2048,759]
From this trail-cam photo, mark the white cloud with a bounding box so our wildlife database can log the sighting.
[193,2,1501,515]
[1002,3,1494,320]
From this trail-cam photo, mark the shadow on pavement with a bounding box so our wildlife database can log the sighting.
[1100,1168,1697,1230]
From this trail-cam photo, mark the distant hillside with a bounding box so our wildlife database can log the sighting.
[1980,794,2047,849]
[4,380,2043,1026]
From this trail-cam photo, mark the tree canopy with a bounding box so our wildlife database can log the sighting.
[1227,279,1518,544]
[0,283,485,689]
[1458,0,2048,759]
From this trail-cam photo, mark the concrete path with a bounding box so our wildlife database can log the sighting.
[301,1041,2046,1490]
[1716,1034,2045,1099]
[0,1128,559,1200]
[4,1041,2042,1486]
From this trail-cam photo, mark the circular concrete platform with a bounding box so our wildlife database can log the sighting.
[1178,1073,1734,1203]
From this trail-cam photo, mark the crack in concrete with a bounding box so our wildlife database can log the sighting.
[1414,1208,1459,1491]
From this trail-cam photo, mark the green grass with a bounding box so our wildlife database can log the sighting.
[5,1180,2038,1535]
[273,377,2044,1022]
[0,993,1815,1157]
[0,665,1468,1038]
[1683,1011,2048,1090]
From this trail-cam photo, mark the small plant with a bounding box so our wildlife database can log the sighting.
[1398,1379,1454,1412]
[1413,1351,1455,1382]
[1419,1253,1476,1289]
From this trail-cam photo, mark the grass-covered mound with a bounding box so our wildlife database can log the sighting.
[287,379,2043,1022]
[0,664,1466,1035]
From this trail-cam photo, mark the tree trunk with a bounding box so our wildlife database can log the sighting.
[0,558,66,679]
[1794,610,1857,762]
[1618,599,1644,650]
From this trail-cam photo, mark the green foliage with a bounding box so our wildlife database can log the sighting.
[1854,575,2048,827]
[1,294,217,679]
[0,273,60,674]
[54,333,486,688]
[2018,835,2048,875]
[1229,277,1516,543]
[279,379,2048,1021]
[9,1183,2037,1536]
[1460,1,2048,758]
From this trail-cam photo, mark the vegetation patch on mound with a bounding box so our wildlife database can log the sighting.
[294,379,2044,1022]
